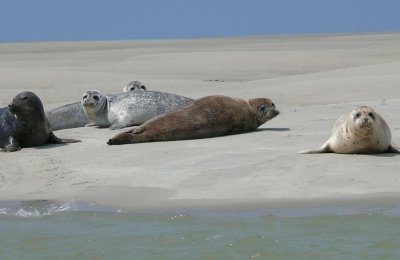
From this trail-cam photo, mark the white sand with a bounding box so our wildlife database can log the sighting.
[1,33,400,210]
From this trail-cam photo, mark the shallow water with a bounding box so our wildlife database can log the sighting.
[1,200,400,259]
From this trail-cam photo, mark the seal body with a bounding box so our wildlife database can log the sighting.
[0,92,79,152]
[83,90,193,129]
[46,80,147,131]
[299,106,400,154]
[46,101,88,131]
[107,95,280,145]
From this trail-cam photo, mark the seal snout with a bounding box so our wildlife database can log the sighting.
[8,102,17,112]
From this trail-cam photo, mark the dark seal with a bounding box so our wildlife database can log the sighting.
[0,92,80,152]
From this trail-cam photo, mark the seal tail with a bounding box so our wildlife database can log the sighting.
[107,127,150,145]
[48,132,81,144]
[107,132,133,145]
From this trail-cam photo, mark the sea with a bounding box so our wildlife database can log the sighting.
[1,200,400,259]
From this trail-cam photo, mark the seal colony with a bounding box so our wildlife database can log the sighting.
[46,80,147,131]
[107,95,280,145]
[82,90,193,129]
[299,106,400,154]
[0,92,80,152]
[1,88,398,155]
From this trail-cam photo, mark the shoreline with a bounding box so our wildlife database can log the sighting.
[2,192,400,215]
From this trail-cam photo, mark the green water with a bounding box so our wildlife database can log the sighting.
[1,201,400,259]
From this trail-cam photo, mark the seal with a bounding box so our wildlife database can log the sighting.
[0,92,80,152]
[83,90,193,129]
[123,80,147,92]
[107,95,280,145]
[46,80,147,131]
[299,106,400,154]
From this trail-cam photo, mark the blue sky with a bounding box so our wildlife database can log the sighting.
[1,0,399,42]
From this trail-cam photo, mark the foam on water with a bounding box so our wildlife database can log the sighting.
[2,199,400,218]
[0,200,125,218]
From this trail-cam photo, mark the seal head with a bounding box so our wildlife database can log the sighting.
[123,81,146,92]
[82,90,110,127]
[249,98,280,125]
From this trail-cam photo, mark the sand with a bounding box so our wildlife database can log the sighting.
[1,33,400,210]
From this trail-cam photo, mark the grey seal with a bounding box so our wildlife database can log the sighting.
[46,80,147,131]
[299,106,400,154]
[107,95,279,144]
[82,90,193,129]
[0,92,80,152]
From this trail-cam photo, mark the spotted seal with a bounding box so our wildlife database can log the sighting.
[46,80,147,131]
[299,106,400,154]
[0,92,80,152]
[107,95,279,144]
[83,90,193,129]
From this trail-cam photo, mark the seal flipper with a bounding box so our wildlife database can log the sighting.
[48,132,80,144]
[1,136,21,152]
[133,125,145,134]
[387,144,400,153]
[298,142,332,154]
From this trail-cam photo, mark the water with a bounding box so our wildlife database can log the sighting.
[1,200,400,259]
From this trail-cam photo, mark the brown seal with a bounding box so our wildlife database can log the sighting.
[107,95,279,145]
[299,105,400,154]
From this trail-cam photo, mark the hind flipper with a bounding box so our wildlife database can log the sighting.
[388,144,400,153]
[48,132,80,144]
[298,142,332,154]
[0,136,21,152]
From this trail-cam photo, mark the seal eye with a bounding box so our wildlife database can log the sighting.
[369,112,374,118]
[93,96,99,101]
[22,97,28,100]
[355,113,361,118]
[83,95,87,99]
[260,104,267,112]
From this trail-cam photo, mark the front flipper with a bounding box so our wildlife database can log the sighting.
[48,132,80,144]
[388,144,400,154]
[298,142,332,154]
[133,125,145,134]
[1,136,21,152]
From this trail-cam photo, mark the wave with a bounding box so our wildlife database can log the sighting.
[0,200,124,217]
[2,199,400,218]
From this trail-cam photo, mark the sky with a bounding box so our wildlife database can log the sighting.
[0,0,399,42]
